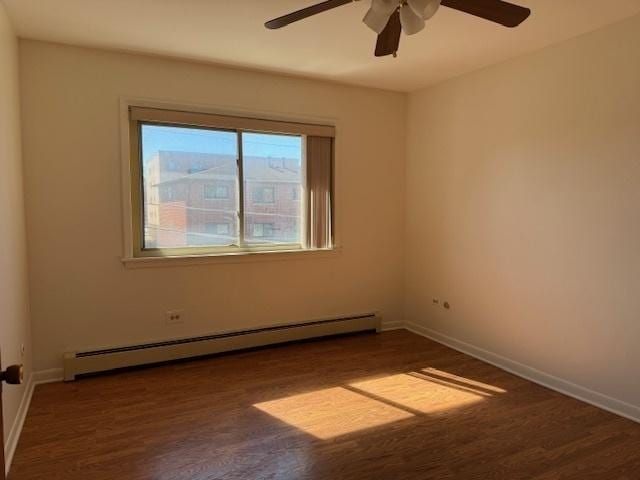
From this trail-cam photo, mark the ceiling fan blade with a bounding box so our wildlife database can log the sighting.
[375,9,402,57]
[265,0,353,29]
[441,0,530,28]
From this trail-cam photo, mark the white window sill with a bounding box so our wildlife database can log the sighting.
[121,247,341,268]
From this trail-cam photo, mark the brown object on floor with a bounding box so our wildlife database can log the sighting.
[9,330,640,479]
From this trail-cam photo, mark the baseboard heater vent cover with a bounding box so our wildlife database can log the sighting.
[63,314,380,381]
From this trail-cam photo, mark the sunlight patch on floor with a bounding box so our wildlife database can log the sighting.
[253,386,413,440]
[420,368,508,394]
[349,373,486,414]
[253,369,506,439]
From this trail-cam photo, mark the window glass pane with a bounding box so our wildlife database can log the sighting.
[141,124,239,249]
[243,132,303,245]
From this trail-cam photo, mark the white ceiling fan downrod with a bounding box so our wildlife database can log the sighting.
[363,0,442,35]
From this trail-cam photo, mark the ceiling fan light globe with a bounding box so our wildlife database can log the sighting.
[423,0,442,20]
[370,0,398,15]
[400,6,425,35]
[407,0,442,20]
[363,7,393,34]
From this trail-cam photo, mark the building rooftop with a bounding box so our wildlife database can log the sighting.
[148,150,301,186]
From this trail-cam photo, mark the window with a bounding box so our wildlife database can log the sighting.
[252,223,275,238]
[127,106,334,259]
[206,222,231,235]
[163,185,177,201]
[252,186,275,204]
[204,184,229,200]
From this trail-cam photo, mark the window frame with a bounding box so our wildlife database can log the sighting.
[125,103,335,261]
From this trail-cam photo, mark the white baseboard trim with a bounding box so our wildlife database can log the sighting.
[380,321,404,331]
[405,321,640,425]
[4,373,34,476]
[31,368,64,385]
[4,368,64,475]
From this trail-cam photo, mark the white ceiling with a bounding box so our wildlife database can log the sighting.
[4,0,640,92]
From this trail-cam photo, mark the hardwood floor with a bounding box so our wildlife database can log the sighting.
[9,330,640,479]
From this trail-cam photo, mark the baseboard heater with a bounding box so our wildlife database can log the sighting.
[63,313,380,381]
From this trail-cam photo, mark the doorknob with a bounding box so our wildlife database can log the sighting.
[1,365,23,385]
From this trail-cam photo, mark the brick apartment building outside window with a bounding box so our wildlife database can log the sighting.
[144,149,302,248]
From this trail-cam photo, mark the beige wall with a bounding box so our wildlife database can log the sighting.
[406,15,640,407]
[19,8,640,416]
[0,2,31,450]
[19,41,406,371]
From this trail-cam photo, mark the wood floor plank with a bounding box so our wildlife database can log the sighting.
[9,330,640,479]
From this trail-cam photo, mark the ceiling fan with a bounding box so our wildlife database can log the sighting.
[265,0,531,57]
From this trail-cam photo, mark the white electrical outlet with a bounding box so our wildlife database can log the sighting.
[165,310,185,324]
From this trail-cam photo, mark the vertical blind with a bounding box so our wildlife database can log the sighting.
[306,136,333,249]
